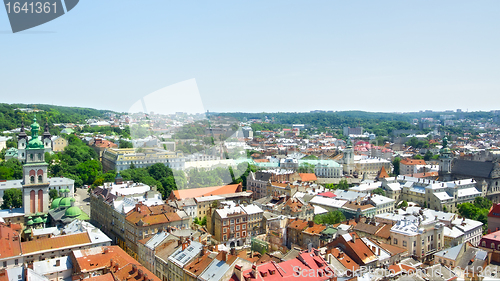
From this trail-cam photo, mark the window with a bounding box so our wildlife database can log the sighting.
[242,224,246,230]
[223,228,227,233]
[236,232,240,238]
[38,175,42,182]
[223,235,227,241]
[236,225,240,231]
[30,176,35,184]
[15,259,18,265]
[483,241,486,247]
[236,219,240,223]
[242,231,246,237]
[492,243,495,249]
[2,261,6,267]
[223,220,228,226]
[231,219,234,224]
[393,238,398,245]
[403,241,407,247]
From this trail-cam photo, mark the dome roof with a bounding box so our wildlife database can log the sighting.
[64,188,71,193]
[70,198,75,202]
[26,219,33,226]
[27,138,44,149]
[59,197,72,208]
[51,198,62,209]
[65,206,81,217]
[33,217,43,224]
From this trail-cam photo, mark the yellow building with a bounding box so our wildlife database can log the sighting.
[51,136,68,152]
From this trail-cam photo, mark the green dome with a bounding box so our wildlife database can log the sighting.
[26,219,33,226]
[27,216,33,220]
[42,218,47,223]
[65,206,82,217]
[66,188,71,193]
[35,212,42,216]
[51,198,62,209]
[33,217,43,224]
[27,138,44,149]
[70,198,75,202]
[59,197,72,208]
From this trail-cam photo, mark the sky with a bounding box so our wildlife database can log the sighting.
[1,1,500,114]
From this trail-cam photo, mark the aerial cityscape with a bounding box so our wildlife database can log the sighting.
[0,106,500,281]
[2,1,500,281]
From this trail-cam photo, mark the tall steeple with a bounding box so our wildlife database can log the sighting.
[439,136,452,181]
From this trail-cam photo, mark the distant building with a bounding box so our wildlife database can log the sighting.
[343,127,363,136]
[102,147,185,171]
[51,136,68,152]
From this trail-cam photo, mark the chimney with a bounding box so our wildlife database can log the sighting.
[143,274,148,281]
[251,264,257,278]
[235,265,243,281]
[351,233,356,242]
[55,259,61,266]
[132,264,137,273]
[104,247,109,254]
[222,250,228,262]
[110,259,114,268]
[0,270,5,277]
[137,269,143,278]
[114,262,120,271]
[308,221,314,227]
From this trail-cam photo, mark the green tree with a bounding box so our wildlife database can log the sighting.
[398,200,408,208]
[372,188,386,197]
[313,210,346,225]
[49,189,59,200]
[474,197,492,209]
[1,188,22,209]
[423,150,433,161]
[119,139,133,148]
[392,157,401,175]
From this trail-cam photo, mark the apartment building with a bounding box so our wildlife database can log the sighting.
[102,147,185,171]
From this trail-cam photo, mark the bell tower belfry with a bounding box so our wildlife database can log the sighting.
[22,116,50,215]
[439,136,453,181]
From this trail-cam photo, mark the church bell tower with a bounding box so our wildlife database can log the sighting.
[22,116,50,215]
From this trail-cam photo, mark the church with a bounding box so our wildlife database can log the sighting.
[0,116,74,217]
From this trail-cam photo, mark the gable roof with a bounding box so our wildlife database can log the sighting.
[489,203,500,218]
[376,166,389,179]
[22,232,90,254]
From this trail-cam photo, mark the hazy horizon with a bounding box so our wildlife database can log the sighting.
[2,1,500,113]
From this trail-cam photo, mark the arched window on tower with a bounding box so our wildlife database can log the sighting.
[30,154,33,161]
[30,176,35,184]
[38,175,42,183]
[30,190,35,213]
[38,189,43,212]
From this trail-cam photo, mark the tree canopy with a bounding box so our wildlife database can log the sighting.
[1,188,22,209]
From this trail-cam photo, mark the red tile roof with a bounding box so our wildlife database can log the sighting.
[170,184,242,200]
[72,246,160,281]
[317,192,336,198]
[376,166,389,179]
[298,173,317,182]
[242,250,332,280]
[489,203,500,218]
[0,224,21,260]
[21,232,90,254]
[400,158,426,166]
